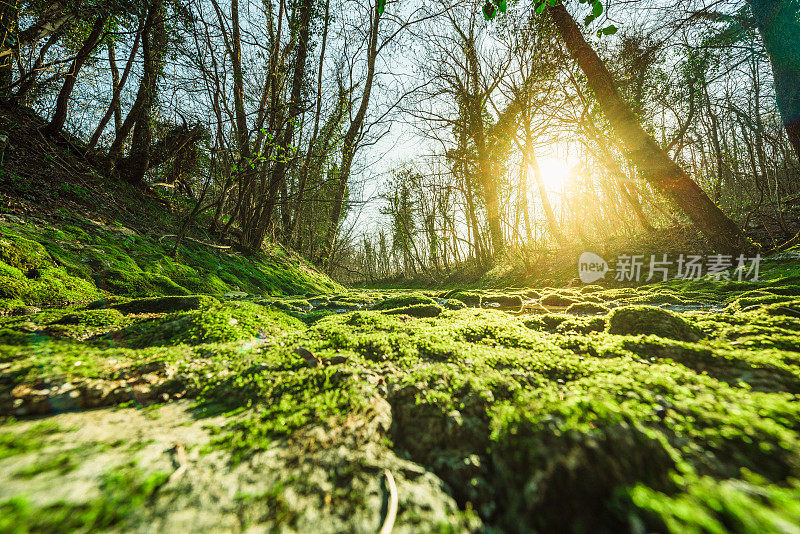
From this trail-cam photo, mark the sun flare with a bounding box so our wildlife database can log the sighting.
[531,155,577,193]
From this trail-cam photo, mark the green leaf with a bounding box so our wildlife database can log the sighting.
[483,2,496,20]
[592,0,603,17]
[602,24,618,35]
[377,0,386,15]
[496,0,508,13]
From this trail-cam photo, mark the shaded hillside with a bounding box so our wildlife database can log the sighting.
[0,104,341,309]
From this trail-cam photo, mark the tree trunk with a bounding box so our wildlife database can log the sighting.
[288,0,330,244]
[250,0,314,251]
[747,0,800,161]
[106,0,164,178]
[463,30,504,256]
[231,0,250,173]
[43,14,107,136]
[119,0,166,186]
[548,3,749,253]
[322,1,381,269]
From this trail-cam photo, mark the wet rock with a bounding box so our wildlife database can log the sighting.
[113,295,218,315]
[482,294,523,309]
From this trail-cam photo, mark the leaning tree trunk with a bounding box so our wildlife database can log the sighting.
[322,1,381,269]
[747,0,800,161]
[43,14,108,136]
[548,3,749,253]
[108,0,166,185]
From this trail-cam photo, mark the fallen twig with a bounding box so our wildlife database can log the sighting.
[158,234,232,250]
[379,469,398,534]
[168,441,188,484]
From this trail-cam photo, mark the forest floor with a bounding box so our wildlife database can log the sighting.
[3,105,800,532]
[2,211,800,532]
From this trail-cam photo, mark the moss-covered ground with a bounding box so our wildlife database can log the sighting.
[3,219,800,531]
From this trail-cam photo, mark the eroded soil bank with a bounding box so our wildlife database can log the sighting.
[3,246,800,532]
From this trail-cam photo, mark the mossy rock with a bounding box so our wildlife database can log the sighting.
[442,299,467,310]
[492,420,677,532]
[625,293,686,305]
[112,295,219,315]
[607,306,702,341]
[0,234,52,271]
[123,301,303,347]
[580,285,604,294]
[95,268,157,297]
[54,308,125,327]
[0,267,100,306]
[94,269,189,298]
[557,315,606,334]
[383,304,443,318]
[372,293,436,310]
[257,298,311,313]
[523,289,541,299]
[0,298,24,315]
[762,300,800,318]
[0,261,25,279]
[143,273,191,296]
[728,293,796,311]
[447,291,482,307]
[566,302,610,315]
[482,294,524,308]
[540,293,577,307]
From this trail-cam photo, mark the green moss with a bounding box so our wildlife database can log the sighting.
[13,451,78,478]
[442,298,467,310]
[607,306,703,342]
[0,260,24,279]
[383,304,443,318]
[446,290,482,307]
[628,472,800,533]
[123,301,303,347]
[112,295,219,315]
[372,293,436,310]
[207,366,374,463]
[0,267,100,306]
[540,293,577,307]
[580,285,604,293]
[54,308,125,327]
[482,294,524,308]
[566,302,609,314]
[0,421,65,459]
[0,466,169,532]
[0,232,52,271]
[0,297,23,315]
[728,293,796,310]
